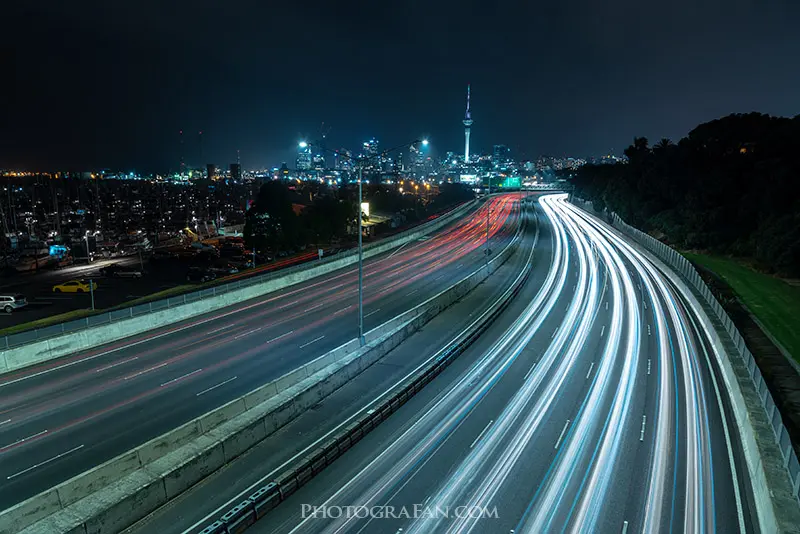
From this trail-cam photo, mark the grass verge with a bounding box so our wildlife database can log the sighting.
[0,309,95,336]
[683,252,800,362]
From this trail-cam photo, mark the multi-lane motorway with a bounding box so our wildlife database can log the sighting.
[0,195,521,511]
[255,194,756,534]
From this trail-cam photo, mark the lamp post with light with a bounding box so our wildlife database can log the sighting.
[306,138,428,346]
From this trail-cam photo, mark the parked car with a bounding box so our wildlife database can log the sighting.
[0,294,27,313]
[99,263,143,278]
[187,268,216,283]
[150,249,179,261]
[208,262,239,275]
[53,280,97,293]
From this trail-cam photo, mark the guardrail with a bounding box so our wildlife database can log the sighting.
[195,201,536,534]
[571,197,800,500]
[1,201,477,351]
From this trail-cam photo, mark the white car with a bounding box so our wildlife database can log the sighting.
[0,295,27,313]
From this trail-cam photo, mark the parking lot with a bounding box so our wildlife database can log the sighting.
[0,249,272,330]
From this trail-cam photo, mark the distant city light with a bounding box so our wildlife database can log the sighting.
[298,141,308,148]
[422,139,429,146]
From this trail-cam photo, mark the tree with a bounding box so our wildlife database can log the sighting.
[244,181,299,253]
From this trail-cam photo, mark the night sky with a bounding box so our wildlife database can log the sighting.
[6,1,799,173]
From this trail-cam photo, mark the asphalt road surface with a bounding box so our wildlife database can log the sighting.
[123,194,541,534]
[0,194,521,511]
[254,194,756,534]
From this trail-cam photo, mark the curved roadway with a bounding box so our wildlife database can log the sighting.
[255,194,756,534]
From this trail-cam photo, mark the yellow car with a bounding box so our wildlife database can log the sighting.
[52,280,97,293]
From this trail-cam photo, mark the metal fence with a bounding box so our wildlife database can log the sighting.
[2,201,476,351]
[571,197,800,498]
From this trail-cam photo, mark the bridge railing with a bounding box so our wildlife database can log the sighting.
[1,200,476,352]
[571,196,800,500]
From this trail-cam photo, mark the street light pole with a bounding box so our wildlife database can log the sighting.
[485,175,491,268]
[308,138,426,347]
[358,165,365,346]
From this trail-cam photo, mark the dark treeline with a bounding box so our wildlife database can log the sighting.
[571,112,800,276]
[244,180,473,254]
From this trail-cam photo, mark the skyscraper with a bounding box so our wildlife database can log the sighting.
[463,85,473,162]
[229,163,242,181]
[493,144,510,165]
[296,142,312,171]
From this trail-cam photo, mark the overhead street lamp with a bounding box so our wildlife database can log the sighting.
[308,138,428,346]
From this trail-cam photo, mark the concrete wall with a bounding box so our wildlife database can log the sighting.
[2,208,524,534]
[0,201,477,377]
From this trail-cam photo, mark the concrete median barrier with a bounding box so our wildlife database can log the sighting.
[0,200,478,377]
[2,204,525,534]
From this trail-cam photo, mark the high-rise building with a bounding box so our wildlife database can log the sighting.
[493,145,510,165]
[335,149,353,171]
[229,163,241,181]
[296,142,312,171]
[463,85,473,162]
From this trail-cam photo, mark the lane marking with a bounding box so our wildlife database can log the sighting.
[299,336,325,349]
[647,324,651,336]
[95,358,138,373]
[600,325,606,337]
[233,327,262,340]
[524,362,538,380]
[333,306,352,316]
[197,376,238,397]
[303,303,323,313]
[124,361,168,380]
[406,289,418,297]
[267,331,294,344]
[1,429,48,451]
[205,324,235,335]
[160,368,202,388]
[551,328,558,339]
[386,242,409,258]
[0,419,10,427]
[278,300,299,310]
[364,308,381,318]
[605,301,609,310]
[639,415,647,441]
[647,359,651,375]
[433,275,444,281]
[622,521,629,534]
[7,444,85,479]
[586,361,594,379]
[643,300,648,310]
[470,420,494,449]
[555,419,571,449]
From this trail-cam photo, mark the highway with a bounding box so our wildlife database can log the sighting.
[0,194,522,511]
[255,194,756,534]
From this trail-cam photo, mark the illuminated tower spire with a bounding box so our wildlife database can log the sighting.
[463,84,473,162]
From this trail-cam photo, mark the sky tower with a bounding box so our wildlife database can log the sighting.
[463,84,473,162]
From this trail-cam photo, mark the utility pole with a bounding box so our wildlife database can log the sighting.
[358,165,365,346]
[485,175,491,268]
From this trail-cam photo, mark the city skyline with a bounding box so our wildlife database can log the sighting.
[5,2,800,172]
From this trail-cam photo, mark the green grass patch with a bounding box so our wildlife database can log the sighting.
[683,252,800,362]
[0,308,95,336]
[115,284,196,308]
